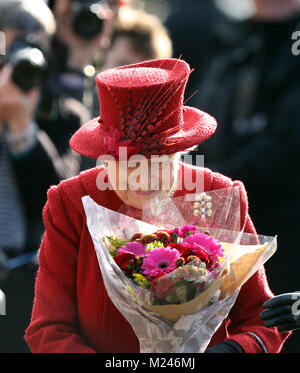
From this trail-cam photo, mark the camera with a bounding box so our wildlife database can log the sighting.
[71,1,105,40]
[2,39,47,92]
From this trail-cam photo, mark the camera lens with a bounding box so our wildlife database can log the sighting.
[10,47,46,91]
[12,60,43,92]
[72,2,104,39]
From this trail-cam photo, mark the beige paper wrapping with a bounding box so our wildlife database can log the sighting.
[142,242,269,322]
[219,243,268,300]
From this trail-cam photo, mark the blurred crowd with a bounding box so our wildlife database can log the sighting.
[0,0,299,353]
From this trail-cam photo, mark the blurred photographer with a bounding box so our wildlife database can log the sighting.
[48,0,117,102]
[46,0,119,170]
[104,5,172,69]
[0,0,85,352]
[0,0,55,264]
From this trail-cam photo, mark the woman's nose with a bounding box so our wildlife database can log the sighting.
[132,171,159,190]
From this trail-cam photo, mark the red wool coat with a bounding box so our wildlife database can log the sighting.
[25,162,290,353]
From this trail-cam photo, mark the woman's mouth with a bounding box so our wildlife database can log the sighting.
[133,189,157,196]
[128,185,158,196]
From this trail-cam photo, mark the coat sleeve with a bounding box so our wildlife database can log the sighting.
[24,184,95,353]
[225,180,291,352]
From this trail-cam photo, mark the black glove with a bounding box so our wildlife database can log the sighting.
[260,292,300,332]
[205,340,244,353]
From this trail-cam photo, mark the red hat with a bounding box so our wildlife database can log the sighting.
[69,58,217,159]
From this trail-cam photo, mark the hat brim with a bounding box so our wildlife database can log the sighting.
[69,106,217,159]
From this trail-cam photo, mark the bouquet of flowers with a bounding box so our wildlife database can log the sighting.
[105,224,271,323]
[82,187,276,352]
[106,226,223,311]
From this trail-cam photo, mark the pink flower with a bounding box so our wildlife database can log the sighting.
[118,241,146,256]
[141,247,181,280]
[182,233,224,267]
[178,225,198,238]
[182,233,223,256]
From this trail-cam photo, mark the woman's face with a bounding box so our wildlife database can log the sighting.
[106,154,178,209]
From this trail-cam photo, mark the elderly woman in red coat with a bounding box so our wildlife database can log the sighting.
[25,58,290,353]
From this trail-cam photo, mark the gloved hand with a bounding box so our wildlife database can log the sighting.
[260,292,300,332]
[205,340,244,353]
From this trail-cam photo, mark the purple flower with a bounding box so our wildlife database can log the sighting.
[173,228,179,236]
[179,225,198,238]
[118,241,146,256]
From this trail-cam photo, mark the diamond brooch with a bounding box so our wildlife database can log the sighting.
[193,192,213,218]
